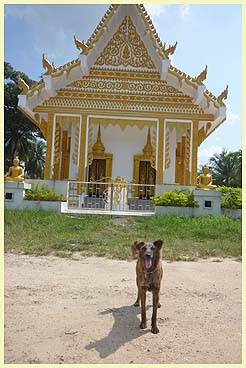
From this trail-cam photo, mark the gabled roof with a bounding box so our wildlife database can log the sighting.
[18,3,228,139]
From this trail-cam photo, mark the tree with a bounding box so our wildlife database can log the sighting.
[4,62,45,177]
[208,149,242,187]
[25,140,46,179]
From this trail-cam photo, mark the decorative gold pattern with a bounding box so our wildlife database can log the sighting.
[165,127,170,169]
[53,122,61,179]
[191,120,199,185]
[72,123,80,165]
[92,124,105,155]
[95,16,155,70]
[157,118,164,184]
[44,113,54,179]
[65,77,187,97]
[78,114,87,181]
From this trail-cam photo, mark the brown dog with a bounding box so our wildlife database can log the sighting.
[132,240,163,334]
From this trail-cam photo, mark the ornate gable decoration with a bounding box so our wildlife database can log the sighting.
[95,16,155,71]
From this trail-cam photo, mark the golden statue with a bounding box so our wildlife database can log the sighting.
[4,156,24,182]
[197,165,216,190]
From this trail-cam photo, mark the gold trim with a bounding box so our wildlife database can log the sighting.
[191,120,199,186]
[78,114,87,181]
[44,113,54,179]
[157,118,164,184]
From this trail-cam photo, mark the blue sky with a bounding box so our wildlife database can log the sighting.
[4,4,242,166]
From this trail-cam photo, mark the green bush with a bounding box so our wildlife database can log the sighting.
[152,191,199,208]
[217,186,242,209]
[25,185,67,202]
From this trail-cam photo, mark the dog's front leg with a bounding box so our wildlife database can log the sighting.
[151,289,160,334]
[140,287,147,329]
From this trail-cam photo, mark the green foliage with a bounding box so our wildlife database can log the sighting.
[207,149,242,187]
[152,191,199,208]
[24,185,67,202]
[217,186,242,209]
[4,62,45,178]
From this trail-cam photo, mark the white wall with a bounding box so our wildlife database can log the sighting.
[90,124,155,182]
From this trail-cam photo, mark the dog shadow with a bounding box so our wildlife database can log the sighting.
[85,304,150,359]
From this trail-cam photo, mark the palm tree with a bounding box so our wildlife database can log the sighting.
[24,140,46,179]
[4,62,44,173]
[208,149,242,187]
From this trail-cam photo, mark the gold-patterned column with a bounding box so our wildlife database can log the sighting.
[53,121,61,180]
[77,114,88,181]
[44,113,54,179]
[191,120,199,186]
[156,118,164,184]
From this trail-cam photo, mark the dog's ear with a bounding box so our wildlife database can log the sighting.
[132,241,144,254]
[153,240,163,249]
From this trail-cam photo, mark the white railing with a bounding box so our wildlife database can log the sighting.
[67,181,155,212]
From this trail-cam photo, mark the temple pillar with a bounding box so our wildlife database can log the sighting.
[156,118,164,184]
[44,112,54,179]
[78,114,88,181]
[191,119,199,186]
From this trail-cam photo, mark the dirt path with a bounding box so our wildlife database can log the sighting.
[4,254,241,364]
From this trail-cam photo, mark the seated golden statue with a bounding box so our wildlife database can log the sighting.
[197,165,216,190]
[4,156,24,182]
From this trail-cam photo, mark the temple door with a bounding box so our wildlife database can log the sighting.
[139,161,156,199]
[88,158,106,196]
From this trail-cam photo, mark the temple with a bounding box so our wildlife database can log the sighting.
[17,4,228,188]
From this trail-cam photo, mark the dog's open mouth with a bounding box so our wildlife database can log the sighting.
[144,258,152,269]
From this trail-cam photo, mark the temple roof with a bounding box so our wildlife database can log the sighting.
[18,4,227,142]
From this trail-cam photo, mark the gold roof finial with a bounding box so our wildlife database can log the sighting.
[195,65,208,84]
[163,41,178,58]
[92,124,105,155]
[42,53,55,75]
[217,85,228,105]
[74,35,89,54]
[17,75,29,95]
[143,128,153,158]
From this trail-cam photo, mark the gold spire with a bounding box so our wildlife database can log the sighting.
[195,65,208,84]
[217,85,229,105]
[163,41,178,58]
[92,124,105,155]
[17,75,29,95]
[74,35,89,54]
[42,53,55,75]
[143,128,153,158]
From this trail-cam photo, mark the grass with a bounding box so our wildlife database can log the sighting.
[4,210,242,261]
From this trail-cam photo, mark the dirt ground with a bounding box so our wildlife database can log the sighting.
[4,254,241,364]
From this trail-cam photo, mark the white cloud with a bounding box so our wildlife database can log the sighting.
[179,5,190,18]
[226,108,240,126]
[144,4,167,19]
[198,145,223,166]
